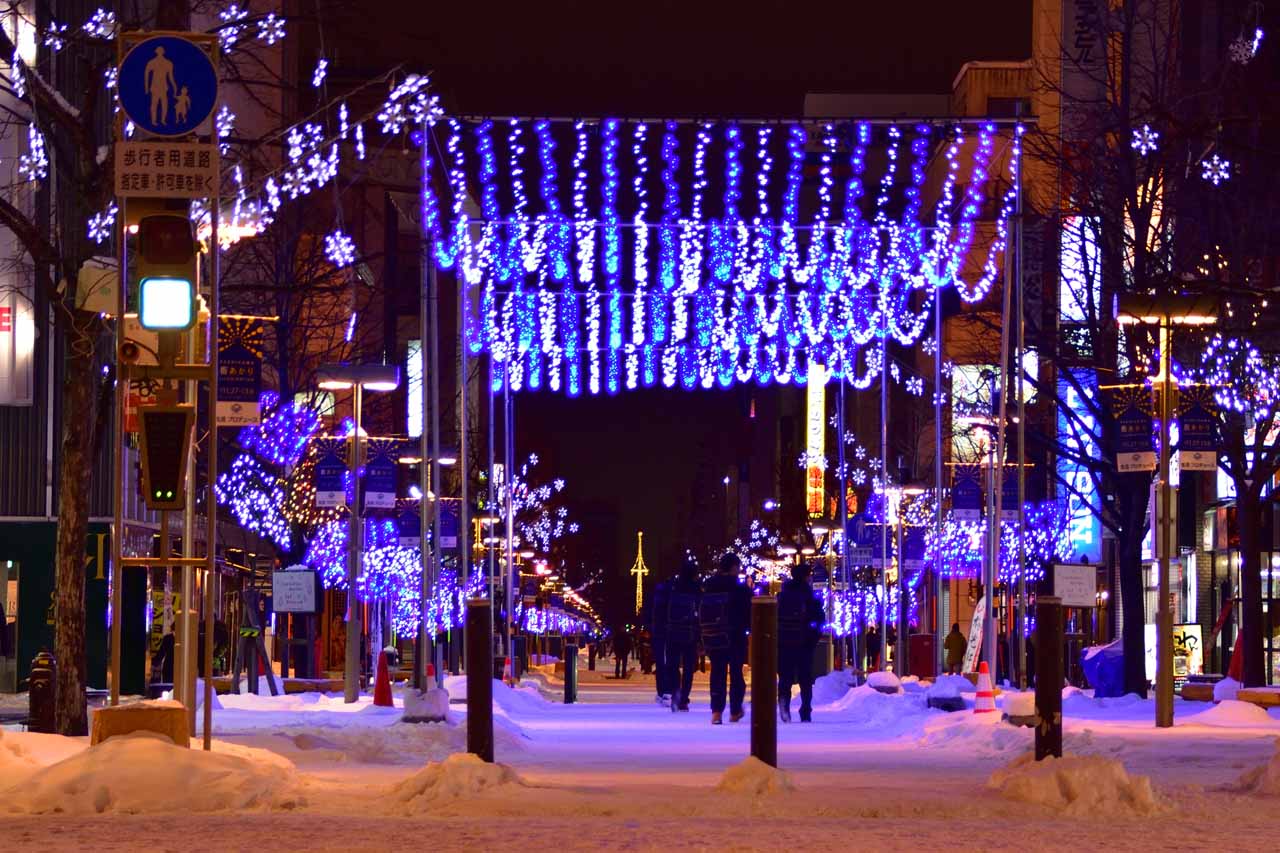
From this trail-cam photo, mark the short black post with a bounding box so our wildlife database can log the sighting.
[1034,596,1063,760]
[465,598,494,762]
[750,596,778,767]
[564,643,578,704]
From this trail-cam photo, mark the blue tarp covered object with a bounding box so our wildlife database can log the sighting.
[1080,639,1125,698]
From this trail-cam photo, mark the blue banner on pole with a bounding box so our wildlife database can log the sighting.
[397,508,422,547]
[440,503,459,549]
[314,447,346,509]
[1111,387,1155,472]
[362,458,397,512]
[1177,387,1218,472]
[1000,466,1020,521]
[903,528,926,571]
[952,464,983,521]
[216,317,265,427]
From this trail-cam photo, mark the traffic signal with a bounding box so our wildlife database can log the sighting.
[138,404,194,510]
[136,214,197,331]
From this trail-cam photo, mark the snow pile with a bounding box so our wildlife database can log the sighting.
[900,675,925,694]
[1213,677,1242,702]
[1182,699,1278,729]
[819,685,936,736]
[444,675,550,715]
[390,752,525,811]
[1002,690,1036,718]
[926,674,974,700]
[866,670,903,694]
[1234,738,1280,796]
[809,670,856,706]
[403,687,450,723]
[715,757,796,796]
[987,753,1163,816]
[918,708,1026,755]
[266,718,526,765]
[2,732,302,815]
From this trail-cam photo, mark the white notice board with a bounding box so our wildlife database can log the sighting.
[1054,563,1097,609]
[272,570,317,613]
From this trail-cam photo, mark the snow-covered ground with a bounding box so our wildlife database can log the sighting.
[3,671,1279,850]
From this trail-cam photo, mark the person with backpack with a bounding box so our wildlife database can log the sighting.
[777,562,825,722]
[700,553,752,724]
[613,623,633,679]
[664,556,702,711]
[648,576,672,704]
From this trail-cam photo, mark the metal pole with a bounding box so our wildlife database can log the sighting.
[836,379,849,659]
[933,280,945,677]
[202,192,221,750]
[182,321,197,734]
[343,383,364,703]
[896,515,906,675]
[750,596,778,767]
[417,147,433,691]
[504,380,515,656]
[1015,152,1028,689]
[489,360,501,655]
[458,282,473,637]
[989,209,1015,678]
[465,597,495,762]
[1155,321,1174,728]
[109,200,127,707]
[879,288,889,669]
[428,249,444,686]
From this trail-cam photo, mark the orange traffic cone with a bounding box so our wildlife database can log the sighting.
[503,656,513,684]
[373,651,394,707]
[974,661,997,714]
[426,662,436,679]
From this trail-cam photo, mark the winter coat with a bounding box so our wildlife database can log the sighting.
[700,572,752,652]
[944,629,967,667]
[777,577,824,650]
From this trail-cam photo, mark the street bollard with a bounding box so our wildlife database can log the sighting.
[750,596,778,767]
[564,643,578,704]
[1034,596,1063,760]
[465,598,494,762]
[27,649,56,734]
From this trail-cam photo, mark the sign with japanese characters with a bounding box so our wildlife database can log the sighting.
[952,464,983,521]
[1111,386,1156,473]
[115,141,218,198]
[1177,386,1218,472]
[314,440,347,509]
[216,317,264,426]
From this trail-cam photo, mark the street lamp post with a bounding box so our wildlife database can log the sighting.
[318,363,401,704]
[1116,294,1216,728]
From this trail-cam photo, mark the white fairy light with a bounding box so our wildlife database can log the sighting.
[312,58,328,88]
[324,229,357,267]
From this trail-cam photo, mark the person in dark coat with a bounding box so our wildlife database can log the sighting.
[700,553,751,724]
[613,624,633,678]
[663,557,702,711]
[944,623,966,674]
[865,625,882,672]
[648,577,672,703]
[777,563,825,722]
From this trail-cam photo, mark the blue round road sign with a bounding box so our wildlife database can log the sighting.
[119,36,217,137]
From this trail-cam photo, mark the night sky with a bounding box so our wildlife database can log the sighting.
[327,0,1032,618]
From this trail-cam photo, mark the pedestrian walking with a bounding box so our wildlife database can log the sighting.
[663,556,702,711]
[943,623,966,674]
[649,576,672,704]
[613,624,633,679]
[865,625,882,672]
[777,563,824,723]
[700,553,751,724]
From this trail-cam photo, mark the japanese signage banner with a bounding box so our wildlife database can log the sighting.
[1110,386,1155,473]
[216,317,265,426]
[952,464,983,521]
[1177,386,1218,472]
[397,508,422,548]
[115,141,219,198]
[361,439,401,512]
[313,438,347,509]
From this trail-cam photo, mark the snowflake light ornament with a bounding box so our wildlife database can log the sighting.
[324,229,356,267]
[44,23,68,52]
[88,202,118,243]
[218,4,249,51]
[1201,153,1231,185]
[1131,124,1159,156]
[312,58,328,88]
[18,126,47,183]
[377,74,443,134]
[83,8,116,39]
[258,13,286,45]
[1229,28,1264,63]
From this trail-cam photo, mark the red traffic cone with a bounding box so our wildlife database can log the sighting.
[503,656,513,684]
[974,661,997,714]
[373,650,394,707]
[426,662,436,679]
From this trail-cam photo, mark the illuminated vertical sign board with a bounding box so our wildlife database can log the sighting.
[806,361,827,517]
[1057,368,1102,563]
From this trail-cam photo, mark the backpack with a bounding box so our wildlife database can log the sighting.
[700,591,731,651]
[666,589,699,645]
[778,586,813,648]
